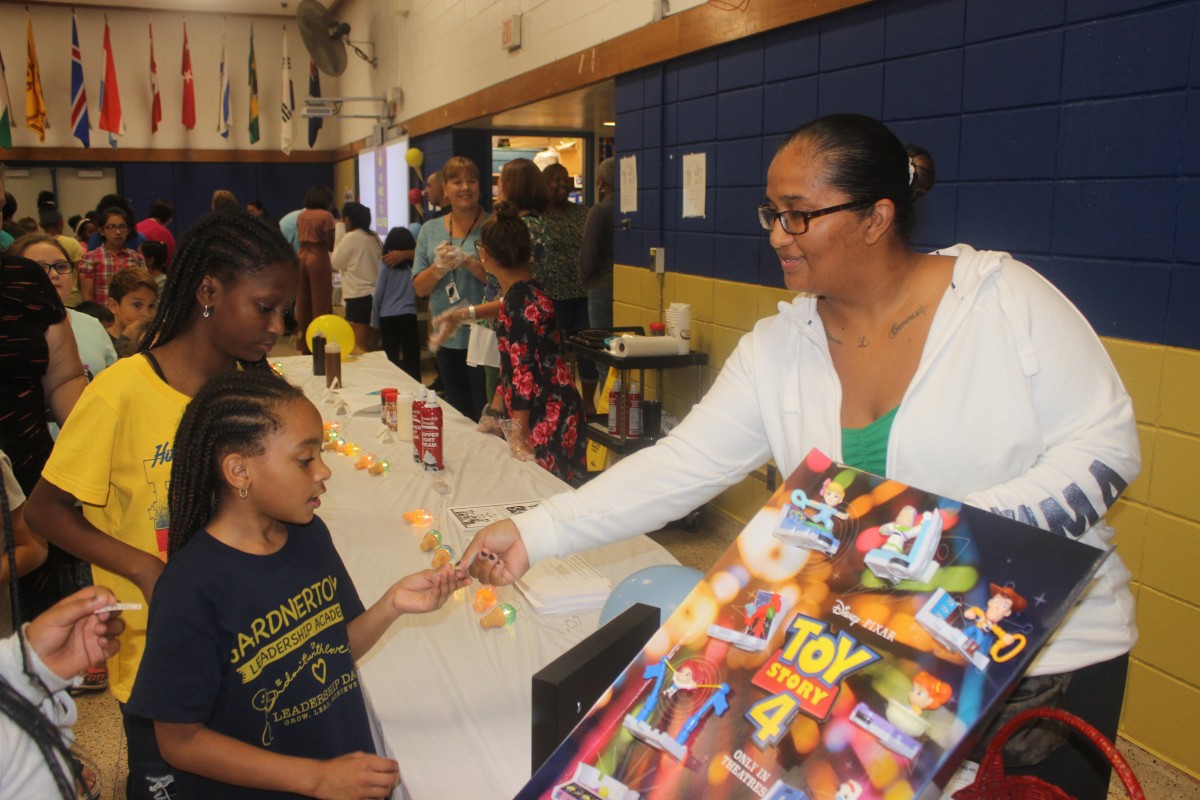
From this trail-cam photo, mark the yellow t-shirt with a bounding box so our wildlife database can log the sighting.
[41,354,190,702]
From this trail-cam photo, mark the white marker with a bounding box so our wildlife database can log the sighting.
[95,602,143,614]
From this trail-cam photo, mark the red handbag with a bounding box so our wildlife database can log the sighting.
[952,707,1144,800]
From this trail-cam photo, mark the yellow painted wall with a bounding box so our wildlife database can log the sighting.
[334,158,357,211]
[613,262,1200,778]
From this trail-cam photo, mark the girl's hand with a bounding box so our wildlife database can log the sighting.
[26,586,126,680]
[388,565,471,616]
[310,752,400,800]
[500,418,535,462]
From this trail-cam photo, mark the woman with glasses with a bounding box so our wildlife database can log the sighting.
[462,114,1139,800]
[79,207,146,304]
[0,228,86,623]
[10,235,115,380]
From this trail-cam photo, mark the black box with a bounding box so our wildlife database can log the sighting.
[530,603,660,773]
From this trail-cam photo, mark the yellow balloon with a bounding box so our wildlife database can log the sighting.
[405,147,424,168]
[306,314,355,355]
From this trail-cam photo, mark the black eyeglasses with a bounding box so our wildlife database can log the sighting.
[103,223,129,232]
[756,199,876,235]
[38,261,73,275]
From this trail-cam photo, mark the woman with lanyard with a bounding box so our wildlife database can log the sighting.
[413,156,490,420]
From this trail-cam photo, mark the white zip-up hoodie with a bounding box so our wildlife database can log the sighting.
[518,245,1140,676]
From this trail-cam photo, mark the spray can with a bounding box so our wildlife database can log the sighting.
[626,380,642,439]
[607,377,623,436]
[412,388,427,463]
[421,393,444,472]
[381,388,398,430]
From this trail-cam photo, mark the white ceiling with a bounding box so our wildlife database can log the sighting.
[22,0,335,18]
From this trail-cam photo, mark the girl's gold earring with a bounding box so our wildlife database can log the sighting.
[238,487,248,499]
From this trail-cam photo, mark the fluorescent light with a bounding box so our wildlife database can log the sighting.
[602,121,616,127]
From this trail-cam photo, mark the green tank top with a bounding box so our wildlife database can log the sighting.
[840,405,899,476]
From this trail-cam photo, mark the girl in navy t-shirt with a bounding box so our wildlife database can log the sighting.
[129,370,469,799]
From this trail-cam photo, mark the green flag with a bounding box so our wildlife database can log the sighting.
[248,25,260,144]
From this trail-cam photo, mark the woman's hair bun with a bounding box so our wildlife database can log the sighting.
[492,201,521,222]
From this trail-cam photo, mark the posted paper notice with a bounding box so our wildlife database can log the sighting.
[620,155,638,213]
[683,152,707,218]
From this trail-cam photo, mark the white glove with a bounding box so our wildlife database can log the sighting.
[477,406,503,435]
[500,419,535,462]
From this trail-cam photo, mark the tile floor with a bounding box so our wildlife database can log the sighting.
[71,506,1198,799]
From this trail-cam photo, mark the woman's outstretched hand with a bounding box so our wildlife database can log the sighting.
[459,519,531,586]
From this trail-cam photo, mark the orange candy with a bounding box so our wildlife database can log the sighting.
[473,585,497,613]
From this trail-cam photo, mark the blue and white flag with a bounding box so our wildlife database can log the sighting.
[70,12,89,147]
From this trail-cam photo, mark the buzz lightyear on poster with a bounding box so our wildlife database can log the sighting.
[520,449,1108,800]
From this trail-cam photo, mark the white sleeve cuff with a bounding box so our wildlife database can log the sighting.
[517,503,566,566]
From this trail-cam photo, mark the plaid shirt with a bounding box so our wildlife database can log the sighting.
[80,247,147,304]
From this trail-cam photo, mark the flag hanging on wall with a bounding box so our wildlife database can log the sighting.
[70,13,90,147]
[248,25,260,144]
[217,19,230,139]
[281,27,294,155]
[98,17,124,147]
[25,11,48,142]
[181,20,196,130]
[0,50,12,150]
[149,17,162,134]
[307,59,322,148]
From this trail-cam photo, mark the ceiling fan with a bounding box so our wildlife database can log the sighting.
[297,0,378,77]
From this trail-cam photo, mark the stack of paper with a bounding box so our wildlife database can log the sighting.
[517,554,612,615]
[450,501,540,532]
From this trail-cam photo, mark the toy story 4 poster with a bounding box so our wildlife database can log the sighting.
[520,449,1109,800]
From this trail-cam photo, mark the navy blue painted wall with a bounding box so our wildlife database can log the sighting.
[614,0,1200,348]
[122,161,333,235]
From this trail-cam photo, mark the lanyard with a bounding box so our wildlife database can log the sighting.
[448,209,482,248]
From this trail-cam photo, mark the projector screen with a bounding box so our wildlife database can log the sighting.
[356,138,411,236]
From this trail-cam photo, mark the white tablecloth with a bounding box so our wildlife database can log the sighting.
[276,353,677,800]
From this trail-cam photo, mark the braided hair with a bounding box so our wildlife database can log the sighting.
[168,369,305,556]
[140,209,298,353]
[1,480,77,800]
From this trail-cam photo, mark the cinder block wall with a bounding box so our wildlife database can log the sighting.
[610,0,1200,777]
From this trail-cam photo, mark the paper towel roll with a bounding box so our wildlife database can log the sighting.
[609,335,686,357]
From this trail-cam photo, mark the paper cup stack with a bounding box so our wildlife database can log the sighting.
[665,303,692,354]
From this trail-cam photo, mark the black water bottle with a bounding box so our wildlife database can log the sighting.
[313,332,326,376]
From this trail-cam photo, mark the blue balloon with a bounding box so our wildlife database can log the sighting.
[600,564,704,627]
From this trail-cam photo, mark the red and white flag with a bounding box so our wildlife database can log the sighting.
[98,17,124,146]
[181,20,195,130]
[149,16,162,133]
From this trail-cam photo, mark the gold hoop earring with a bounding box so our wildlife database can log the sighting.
[238,487,248,499]
[203,305,212,318]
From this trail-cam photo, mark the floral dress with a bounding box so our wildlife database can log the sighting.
[497,279,586,482]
